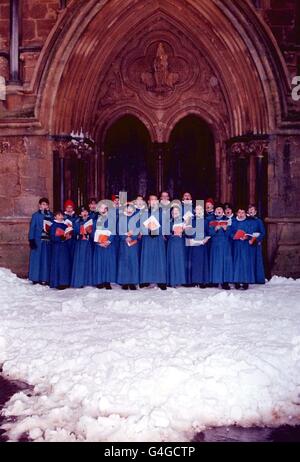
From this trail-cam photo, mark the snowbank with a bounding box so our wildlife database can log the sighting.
[0,268,300,441]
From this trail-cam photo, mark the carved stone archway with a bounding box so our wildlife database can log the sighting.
[31,0,286,206]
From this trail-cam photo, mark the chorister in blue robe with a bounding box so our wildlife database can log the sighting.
[204,208,215,278]
[63,211,78,264]
[28,209,53,284]
[189,217,210,285]
[230,218,256,285]
[92,210,117,286]
[88,210,99,221]
[208,215,233,284]
[181,202,194,285]
[117,208,140,286]
[140,207,167,285]
[71,217,93,288]
[166,218,187,287]
[248,216,266,284]
[49,220,71,288]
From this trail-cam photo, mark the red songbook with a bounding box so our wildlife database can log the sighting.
[43,220,52,233]
[64,219,73,228]
[94,229,111,244]
[84,219,93,235]
[209,221,229,228]
[233,229,247,240]
[99,235,109,244]
[55,227,65,238]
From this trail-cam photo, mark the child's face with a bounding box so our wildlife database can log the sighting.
[237,210,246,220]
[55,213,64,222]
[172,208,180,220]
[149,196,158,208]
[89,202,97,212]
[65,205,74,214]
[39,202,49,212]
[135,197,145,208]
[99,204,108,215]
[248,207,257,217]
[206,203,214,213]
[195,205,204,218]
[160,192,170,203]
[183,193,192,202]
[215,207,224,217]
[81,210,89,220]
[125,206,135,216]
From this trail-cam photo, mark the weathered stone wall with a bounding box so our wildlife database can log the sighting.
[0,136,53,276]
[267,134,300,278]
[20,0,60,83]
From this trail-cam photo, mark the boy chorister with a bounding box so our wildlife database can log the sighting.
[230,207,255,290]
[208,203,233,290]
[247,204,266,284]
[140,195,167,290]
[50,210,72,289]
[63,199,77,264]
[189,204,210,288]
[71,206,93,288]
[88,197,99,220]
[93,202,117,290]
[28,197,53,285]
[117,202,140,290]
[166,205,187,287]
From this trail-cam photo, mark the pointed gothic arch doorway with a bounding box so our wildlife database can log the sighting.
[103,115,155,200]
[165,115,216,200]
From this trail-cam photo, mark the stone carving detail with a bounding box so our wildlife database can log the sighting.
[0,138,25,155]
[99,63,135,107]
[230,140,268,158]
[53,136,94,159]
[141,42,179,94]
[0,141,10,155]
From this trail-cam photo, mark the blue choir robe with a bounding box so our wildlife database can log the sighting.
[63,212,78,264]
[204,211,215,269]
[92,213,117,285]
[49,221,71,288]
[189,217,210,285]
[227,214,236,257]
[248,216,266,284]
[181,203,194,283]
[208,215,233,283]
[71,218,93,288]
[140,207,167,284]
[28,210,53,283]
[230,218,256,284]
[117,213,140,285]
[89,211,99,221]
[166,220,187,287]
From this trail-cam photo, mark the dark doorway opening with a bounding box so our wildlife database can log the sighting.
[165,115,216,200]
[104,115,154,200]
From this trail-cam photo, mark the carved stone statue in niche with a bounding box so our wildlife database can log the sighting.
[141,42,179,94]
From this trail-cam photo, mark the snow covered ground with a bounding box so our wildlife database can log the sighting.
[0,267,300,442]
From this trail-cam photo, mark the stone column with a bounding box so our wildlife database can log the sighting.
[247,140,268,216]
[153,142,166,194]
[231,142,249,207]
[9,0,21,84]
[229,138,268,212]
[100,150,105,199]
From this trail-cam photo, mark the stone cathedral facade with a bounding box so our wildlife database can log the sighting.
[0,0,300,277]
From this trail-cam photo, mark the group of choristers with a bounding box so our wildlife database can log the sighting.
[28,193,266,290]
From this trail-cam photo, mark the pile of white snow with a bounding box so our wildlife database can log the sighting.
[0,267,300,442]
